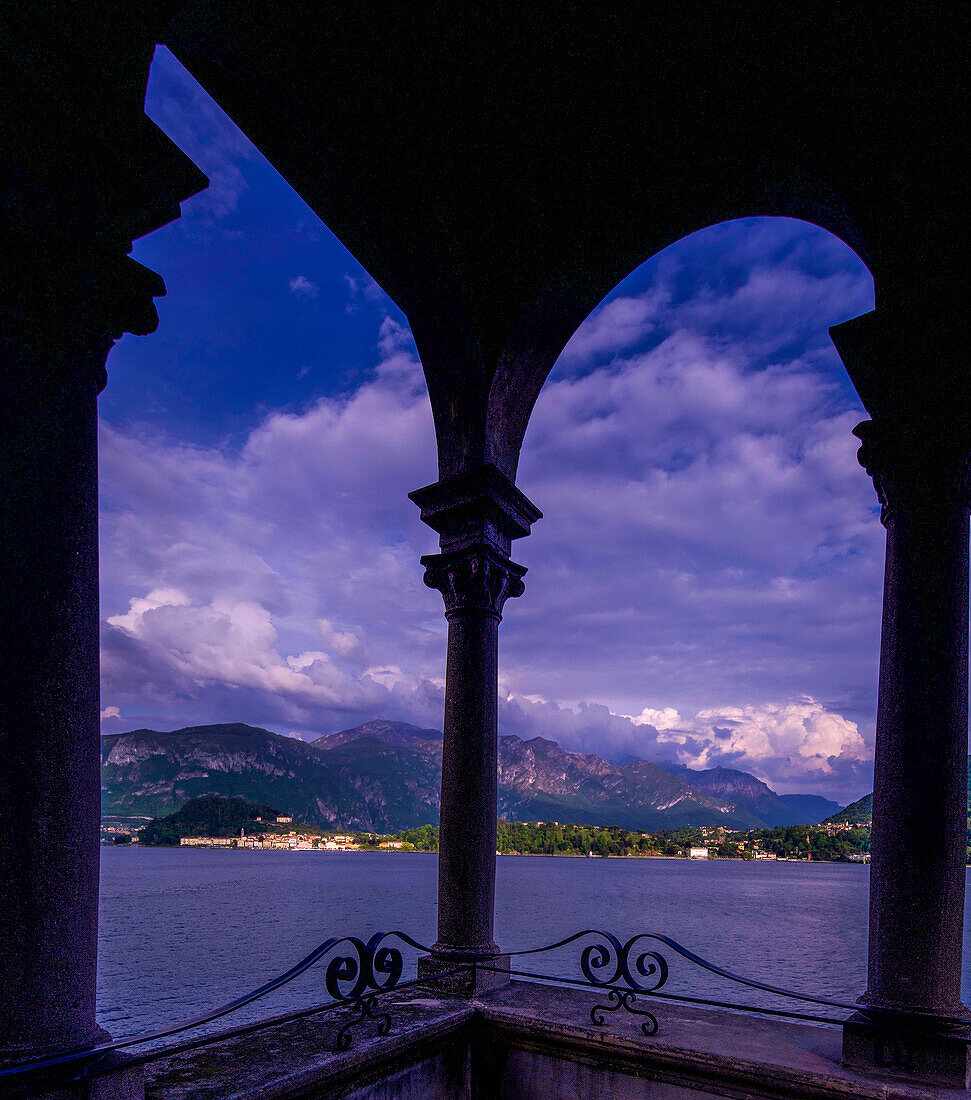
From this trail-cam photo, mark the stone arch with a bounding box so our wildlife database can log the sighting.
[486,167,873,483]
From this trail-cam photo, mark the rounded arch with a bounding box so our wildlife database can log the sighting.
[500,214,879,801]
[487,164,873,481]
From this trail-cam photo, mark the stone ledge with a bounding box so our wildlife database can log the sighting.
[476,983,967,1099]
[128,981,971,1099]
[143,997,474,1100]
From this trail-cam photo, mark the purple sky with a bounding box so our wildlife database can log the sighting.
[99,48,886,802]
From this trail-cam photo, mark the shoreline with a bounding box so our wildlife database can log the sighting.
[106,845,868,865]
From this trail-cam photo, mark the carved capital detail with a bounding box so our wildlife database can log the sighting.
[854,420,971,525]
[6,248,168,396]
[421,546,527,618]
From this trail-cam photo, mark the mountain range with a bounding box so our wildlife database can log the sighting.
[101,719,842,834]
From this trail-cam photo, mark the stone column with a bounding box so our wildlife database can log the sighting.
[842,419,971,1084]
[410,466,540,983]
[0,251,163,1082]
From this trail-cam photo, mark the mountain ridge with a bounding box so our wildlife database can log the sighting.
[102,719,842,832]
[657,762,841,826]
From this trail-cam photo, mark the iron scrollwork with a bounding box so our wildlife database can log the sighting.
[323,933,405,1001]
[577,932,667,1036]
[335,993,393,1050]
[590,989,659,1037]
[578,931,670,993]
[320,931,412,1049]
[499,926,874,1039]
[503,929,670,1037]
[1,924,882,1090]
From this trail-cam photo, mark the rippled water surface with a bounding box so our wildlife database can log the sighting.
[97,849,971,1037]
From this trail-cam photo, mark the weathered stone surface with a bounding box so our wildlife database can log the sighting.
[129,982,969,1099]
[828,319,971,1083]
[142,995,473,1100]
[477,983,964,1100]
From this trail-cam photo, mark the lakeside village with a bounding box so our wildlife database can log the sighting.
[103,795,873,863]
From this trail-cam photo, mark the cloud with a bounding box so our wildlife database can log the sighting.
[100,218,882,801]
[499,693,870,798]
[317,618,366,662]
[99,319,443,733]
[145,47,260,221]
[629,707,682,731]
[653,698,870,791]
[343,273,388,310]
[505,222,880,752]
[558,289,667,364]
[103,588,425,728]
[288,275,320,299]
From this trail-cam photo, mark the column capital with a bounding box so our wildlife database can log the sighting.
[5,246,166,395]
[420,544,527,619]
[853,419,971,526]
[409,463,542,556]
[830,310,968,425]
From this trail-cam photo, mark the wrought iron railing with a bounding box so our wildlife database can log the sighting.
[3,928,968,1093]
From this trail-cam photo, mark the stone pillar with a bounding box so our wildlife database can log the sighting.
[0,250,163,1079]
[410,466,540,984]
[841,419,971,1084]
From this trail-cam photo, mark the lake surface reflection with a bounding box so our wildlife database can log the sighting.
[97,849,971,1038]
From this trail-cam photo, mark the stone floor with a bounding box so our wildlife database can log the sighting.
[134,981,970,1099]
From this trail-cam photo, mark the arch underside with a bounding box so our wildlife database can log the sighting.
[158,1,962,482]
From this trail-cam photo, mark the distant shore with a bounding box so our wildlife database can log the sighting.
[104,844,867,864]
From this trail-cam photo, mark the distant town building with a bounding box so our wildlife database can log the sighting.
[688,847,709,860]
[276,816,292,824]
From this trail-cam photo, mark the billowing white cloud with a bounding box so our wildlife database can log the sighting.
[103,586,449,734]
[99,319,443,732]
[499,693,870,796]
[629,707,682,731]
[558,289,667,363]
[104,588,410,722]
[654,698,870,789]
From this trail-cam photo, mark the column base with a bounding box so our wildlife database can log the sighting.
[0,1050,142,1100]
[842,1011,971,1088]
[417,953,511,996]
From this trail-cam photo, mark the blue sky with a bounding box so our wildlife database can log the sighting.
[99,47,883,802]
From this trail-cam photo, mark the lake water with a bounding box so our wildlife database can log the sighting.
[96,849,971,1040]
